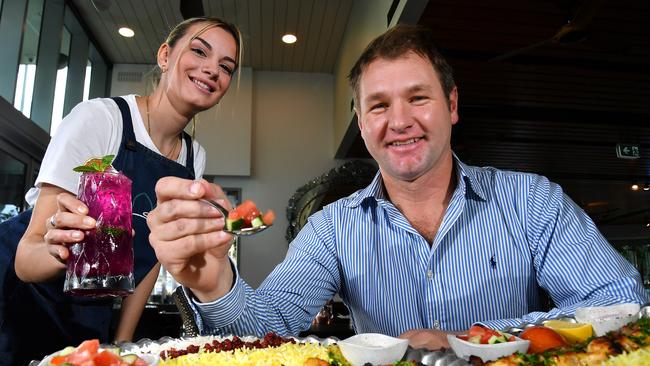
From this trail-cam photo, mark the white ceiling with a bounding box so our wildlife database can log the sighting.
[71,0,354,72]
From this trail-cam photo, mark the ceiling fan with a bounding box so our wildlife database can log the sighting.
[490,0,606,62]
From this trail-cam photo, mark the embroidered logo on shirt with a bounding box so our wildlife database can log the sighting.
[490,255,497,269]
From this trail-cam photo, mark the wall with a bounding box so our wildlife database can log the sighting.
[332,0,394,152]
[110,64,155,97]
[212,71,338,287]
[196,67,252,176]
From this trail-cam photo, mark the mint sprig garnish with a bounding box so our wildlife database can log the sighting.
[98,225,127,237]
[72,155,115,173]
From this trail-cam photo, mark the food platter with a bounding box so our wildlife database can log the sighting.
[120,335,471,366]
[33,334,471,366]
[33,304,650,366]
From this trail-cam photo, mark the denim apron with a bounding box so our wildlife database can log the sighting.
[0,97,195,365]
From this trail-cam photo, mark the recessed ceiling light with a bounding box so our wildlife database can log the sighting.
[282,34,297,44]
[118,27,135,38]
[631,184,640,191]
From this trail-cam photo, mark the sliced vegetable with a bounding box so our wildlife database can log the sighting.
[228,200,274,231]
[226,211,244,231]
[262,210,276,226]
[77,339,100,354]
[92,350,122,366]
[251,216,264,228]
[47,339,147,366]
[235,200,258,226]
[461,325,515,345]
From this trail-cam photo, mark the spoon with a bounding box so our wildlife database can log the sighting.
[199,199,270,236]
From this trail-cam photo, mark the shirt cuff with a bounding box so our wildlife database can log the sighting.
[183,258,246,334]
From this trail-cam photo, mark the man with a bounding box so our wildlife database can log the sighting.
[147,25,648,350]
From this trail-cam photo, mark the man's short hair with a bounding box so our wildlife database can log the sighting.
[348,24,456,110]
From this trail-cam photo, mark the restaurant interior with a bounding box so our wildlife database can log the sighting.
[0,0,649,341]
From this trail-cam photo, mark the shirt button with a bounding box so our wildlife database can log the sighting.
[433,320,441,329]
[426,270,433,280]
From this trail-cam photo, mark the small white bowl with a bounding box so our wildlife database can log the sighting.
[447,334,530,362]
[575,303,640,336]
[338,333,409,366]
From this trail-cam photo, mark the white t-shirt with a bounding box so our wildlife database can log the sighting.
[25,94,206,206]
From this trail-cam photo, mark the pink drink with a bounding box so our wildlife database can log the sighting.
[64,170,134,297]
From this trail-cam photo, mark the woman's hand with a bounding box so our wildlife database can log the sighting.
[15,184,96,282]
[147,177,236,302]
[44,191,96,262]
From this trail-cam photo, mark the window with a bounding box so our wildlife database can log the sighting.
[13,0,45,119]
[83,59,92,101]
[0,146,27,223]
[50,26,71,135]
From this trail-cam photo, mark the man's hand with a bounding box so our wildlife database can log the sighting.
[147,177,235,302]
[399,329,455,350]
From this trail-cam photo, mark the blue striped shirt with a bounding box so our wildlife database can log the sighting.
[189,156,648,336]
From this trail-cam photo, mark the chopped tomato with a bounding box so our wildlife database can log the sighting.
[244,209,260,225]
[235,200,260,225]
[49,339,148,366]
[77,339,100,354]
[64,350,94,364]
[235,200,257,217]
[468,325,505,344]
[262,210,275,225]
[93,350,122,366]
[456,335,470,341]
[132,358,149,366]
[227,210,242,220]
[230,199,274,229]
[49,355,67,366]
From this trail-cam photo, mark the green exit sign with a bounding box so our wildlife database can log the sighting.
[616,144,640,159]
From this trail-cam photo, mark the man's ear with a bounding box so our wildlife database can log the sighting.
[449,87,459,125]
[355,108,363,131]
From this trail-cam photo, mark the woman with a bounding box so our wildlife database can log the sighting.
[0,16,240,365]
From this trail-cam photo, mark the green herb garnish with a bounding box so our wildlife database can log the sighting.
[98,226,127,237]
[72,155,115,173]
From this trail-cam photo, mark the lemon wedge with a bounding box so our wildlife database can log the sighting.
[543,320,593,344]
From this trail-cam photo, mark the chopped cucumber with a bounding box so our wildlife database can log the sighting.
[104,347,121,356]
[58,346,77,356]
[121,354,139,363]
[251,216,264,228]
[488,335,507,344]
[467,335,481,344]
[226,217,244,231]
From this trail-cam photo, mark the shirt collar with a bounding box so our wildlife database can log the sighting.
[453,153,487,201]
[345,152,486,208]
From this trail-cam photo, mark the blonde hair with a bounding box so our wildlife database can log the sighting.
[164,16,242,75]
